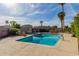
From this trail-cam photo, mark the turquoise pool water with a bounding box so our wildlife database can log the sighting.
[18,33,61,46]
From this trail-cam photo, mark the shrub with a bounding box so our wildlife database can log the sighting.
[71,13,79,38]
[10,28,19,35]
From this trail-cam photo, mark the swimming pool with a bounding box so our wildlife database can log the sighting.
[18,33,61,46]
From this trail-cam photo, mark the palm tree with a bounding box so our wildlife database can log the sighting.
[58,11,65,32]
[40,21,43,27]
[58,3,65,32]
[59,3,65,11]
[5,20,9,25]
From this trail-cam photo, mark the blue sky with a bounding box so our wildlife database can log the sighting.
[0,3,79,27]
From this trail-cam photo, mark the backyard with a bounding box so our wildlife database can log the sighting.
[0,3,79,56]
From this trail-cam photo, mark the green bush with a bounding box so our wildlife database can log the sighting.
[71,22,75,37]
[71,13,79,38]
[74,16,79,38]
[10,28,19,35]
[9,21,21,35]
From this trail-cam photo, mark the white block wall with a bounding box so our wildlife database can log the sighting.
[0,26,9,38]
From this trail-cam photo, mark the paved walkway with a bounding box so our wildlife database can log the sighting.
[0,33,78,56]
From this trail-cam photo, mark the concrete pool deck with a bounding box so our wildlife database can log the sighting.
[0,33,78,56]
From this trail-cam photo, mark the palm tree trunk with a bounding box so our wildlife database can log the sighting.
[61,3,64,32]
[61,20,64,32]
[62,5,64,12]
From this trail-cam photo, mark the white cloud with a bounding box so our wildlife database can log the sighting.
[0,16,46,26]
[0,3,77,27]
[26,6,58,16]
[0,15,57,26]
[7,3,39,16]
[0,16,26,26]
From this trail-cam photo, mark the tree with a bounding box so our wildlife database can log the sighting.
[74,14,79,38]
[58,3,65,32]
[40,21,43,27]
[71,13,79,52]
[59,3,65,11]
[58,11,65,32]
[10,21,20,29]
[71,22,75,36]
[9,21,21,35]
[5,20,9,24]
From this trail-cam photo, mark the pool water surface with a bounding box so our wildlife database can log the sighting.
[18,33,61,46]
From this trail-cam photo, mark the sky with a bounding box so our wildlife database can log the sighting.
[0,3,79,27]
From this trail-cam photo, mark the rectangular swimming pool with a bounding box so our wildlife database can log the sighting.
[17,33,61,46]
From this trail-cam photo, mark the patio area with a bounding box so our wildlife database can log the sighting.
[0,33,78,56]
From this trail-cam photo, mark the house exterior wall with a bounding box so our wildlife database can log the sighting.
[33,26,50,33]
[0,26,9,38]
[20,25,32,34]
